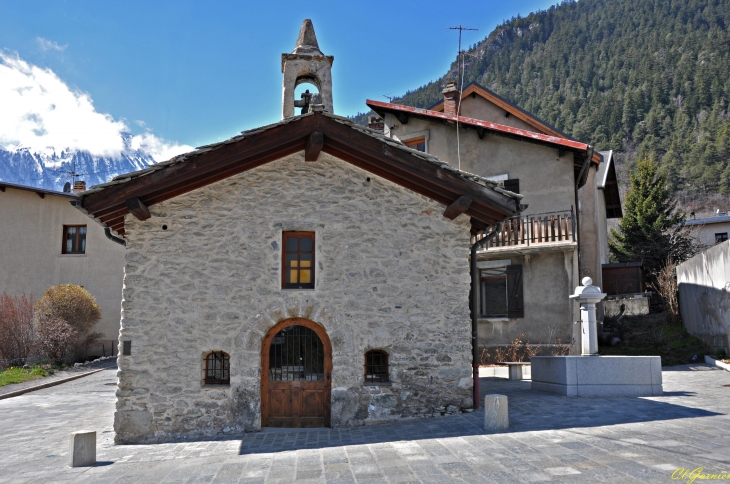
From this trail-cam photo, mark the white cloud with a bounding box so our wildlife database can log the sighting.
[36,37,67,52]
[0,53,192,161]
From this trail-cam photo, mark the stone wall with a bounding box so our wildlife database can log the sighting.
[115,152,474,443]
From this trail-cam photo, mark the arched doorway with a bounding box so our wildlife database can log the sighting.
[261,318,332,427]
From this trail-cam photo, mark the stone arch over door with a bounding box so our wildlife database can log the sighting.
[260,318,332,427]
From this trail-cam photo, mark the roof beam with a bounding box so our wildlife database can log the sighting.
[304,131,323,161]
[126,197,151,221]
[443,196,473,220]
[36,192,45,199]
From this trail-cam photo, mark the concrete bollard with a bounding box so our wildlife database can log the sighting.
[70,431,96,467]
[484,394,509,431]
[509,365,524,380]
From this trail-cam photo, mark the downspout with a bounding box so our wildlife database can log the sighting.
[470,222,502,410]
[105,228,126,246]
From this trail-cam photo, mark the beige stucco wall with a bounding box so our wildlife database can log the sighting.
[386,113,582,354]
[578,165,603,286]
[385,114,576,215]
[475,250,579,357]
[0,187,125,351]
[115,152,475,443]
[688,222,730,247]
[458,95,537,132]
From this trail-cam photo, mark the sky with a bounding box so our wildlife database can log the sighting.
[0,0,560,160]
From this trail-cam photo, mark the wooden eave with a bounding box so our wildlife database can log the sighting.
[429,83,601,165]
[77,113,521,238]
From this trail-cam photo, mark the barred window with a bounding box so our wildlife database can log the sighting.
[204,351,230,385]
[364,350,389,383]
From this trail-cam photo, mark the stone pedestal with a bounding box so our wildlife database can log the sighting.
[484,394,509,430]
[570,277,606,355]
[70,431,96,467]
[531,356,663,396]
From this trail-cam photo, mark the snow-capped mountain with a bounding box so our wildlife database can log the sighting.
[0,133,158,191]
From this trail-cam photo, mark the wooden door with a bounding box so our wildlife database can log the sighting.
[261,319,331,427]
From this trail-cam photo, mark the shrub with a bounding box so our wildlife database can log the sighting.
[34,285,102,362]
[0,292,35,364]
[36,319,78,365]
[34,285,101,335]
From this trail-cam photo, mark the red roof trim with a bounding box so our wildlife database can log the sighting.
[366,100,590,152]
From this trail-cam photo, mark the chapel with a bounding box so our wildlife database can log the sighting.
[76,20,521,443]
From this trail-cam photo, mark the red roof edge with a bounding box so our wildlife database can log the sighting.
[366,100,590,153]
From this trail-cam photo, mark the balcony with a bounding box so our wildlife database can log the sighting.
[476,209,577,254]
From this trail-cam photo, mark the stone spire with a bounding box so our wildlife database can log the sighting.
[292,19,322,55]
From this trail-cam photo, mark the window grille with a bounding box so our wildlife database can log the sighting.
[364,350,389,383]
[268,325,324,381]
[204,351,230,385]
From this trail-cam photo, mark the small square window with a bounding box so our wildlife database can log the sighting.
[715,232,728,244]
[282,232,315,289]
[62,225,87,254]
[364,350,389,383]
[404,137,426,152]
[204,351,230,385]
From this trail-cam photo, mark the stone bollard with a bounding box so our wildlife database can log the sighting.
[70,431,96,467]
[484,394,508,431]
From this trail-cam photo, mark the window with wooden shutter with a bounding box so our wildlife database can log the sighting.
[282,232,315,289]
[480,267,508,317]
[503,178,520,194]
[506,265,524,318]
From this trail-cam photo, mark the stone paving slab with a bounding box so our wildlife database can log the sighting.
[0,364,729,483]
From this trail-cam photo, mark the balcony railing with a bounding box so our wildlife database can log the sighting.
[476,209,576,250]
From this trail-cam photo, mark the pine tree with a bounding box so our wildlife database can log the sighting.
[609,156,694,284]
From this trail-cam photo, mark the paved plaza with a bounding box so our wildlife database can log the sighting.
[0,363,729,483]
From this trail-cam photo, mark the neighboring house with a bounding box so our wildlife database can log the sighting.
[0,180,125,356]
[74,21,522,443]
[677,239,730,354]
[368,81,621,356]
[684,214,730,247]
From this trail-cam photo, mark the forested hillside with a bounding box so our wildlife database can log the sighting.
[361,0,730,212]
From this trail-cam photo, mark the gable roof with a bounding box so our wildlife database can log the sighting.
[366,99,594,187]
[596,150,623,219]
[75,111,523,238]
[427,81,601,165]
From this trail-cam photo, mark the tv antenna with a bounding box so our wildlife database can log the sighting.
[448,25,478,170]
[383,95,395,102]
[448,26,478,80]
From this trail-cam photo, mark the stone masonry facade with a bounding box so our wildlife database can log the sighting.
[115,152,474,443]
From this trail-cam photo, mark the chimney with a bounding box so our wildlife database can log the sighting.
[442,81,459,116]
[73,181,86,194]
[368,116,384,133]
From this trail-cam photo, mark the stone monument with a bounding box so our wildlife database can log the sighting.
[530,278,662,396]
